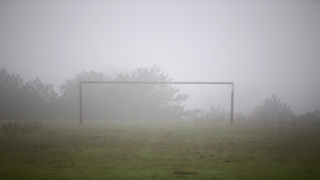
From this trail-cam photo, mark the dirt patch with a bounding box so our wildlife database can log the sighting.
[174,171,198,175]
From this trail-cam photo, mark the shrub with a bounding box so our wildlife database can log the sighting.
[252,95,294,126]
[20,120,43,133]
[2,120,43,138]
[183,105,229,124]
[2,121,21,138]
[296,110,320,127]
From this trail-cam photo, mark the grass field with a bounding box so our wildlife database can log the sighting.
[1,120,320,180]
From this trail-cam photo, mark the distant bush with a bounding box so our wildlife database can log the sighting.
[203,105,229,122]
[183,105,229,124]
[252,95,294,126]
[19,120,43,133]
[234,112,248,125]
[182,109,202,123]
[2,120,43,138]
[295,110,320,127]
[2,121,21,138]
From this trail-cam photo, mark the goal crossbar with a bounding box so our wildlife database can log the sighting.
[79,81,234,124]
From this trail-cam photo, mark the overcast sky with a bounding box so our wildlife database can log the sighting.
[1,0,320,115]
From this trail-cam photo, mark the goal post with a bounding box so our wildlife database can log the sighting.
[79,81,234,125]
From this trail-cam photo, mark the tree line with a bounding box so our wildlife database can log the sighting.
[0,69,58,120]
[0,66,188,121]
[0,66,319,126]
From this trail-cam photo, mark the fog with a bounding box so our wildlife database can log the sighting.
[1,0,320,115]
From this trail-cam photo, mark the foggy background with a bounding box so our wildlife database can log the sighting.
[1,0,320,115]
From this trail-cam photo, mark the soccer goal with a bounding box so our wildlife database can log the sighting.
[79,81,234,124]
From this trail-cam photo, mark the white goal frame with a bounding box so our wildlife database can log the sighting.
[79,81,234,124]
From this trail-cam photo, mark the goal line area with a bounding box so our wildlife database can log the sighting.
[79,81,234,125]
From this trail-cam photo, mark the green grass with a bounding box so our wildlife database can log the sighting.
[1,120,320,179]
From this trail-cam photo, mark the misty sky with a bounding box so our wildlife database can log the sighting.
[1,0,320,115]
